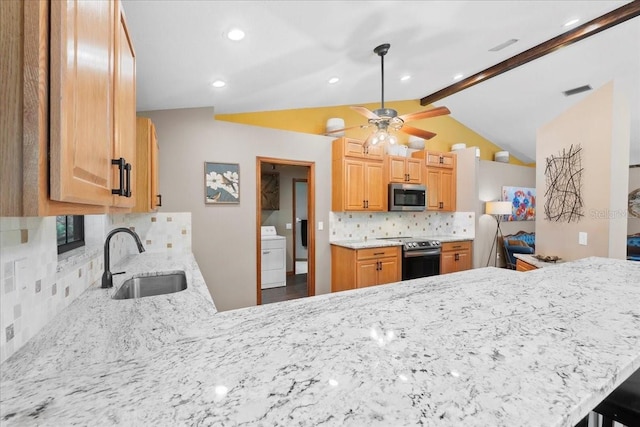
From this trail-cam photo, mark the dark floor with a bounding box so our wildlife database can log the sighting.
[262,274,308,304]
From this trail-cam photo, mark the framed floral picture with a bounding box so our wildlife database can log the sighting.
[204,162,239,204]
[502,186,536,221]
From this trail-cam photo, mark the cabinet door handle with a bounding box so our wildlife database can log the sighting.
[439,202,443,209]
[376,261,381,271]
[124,162,132,197]
[157,194,162,207]
[111,158,126,196]
[373,252,384,255]
[455,253,460,261]
[365,200,369,209]
[439,156,444,164]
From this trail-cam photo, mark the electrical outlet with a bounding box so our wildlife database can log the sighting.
[318,221,324,231]
[578,232,588,246]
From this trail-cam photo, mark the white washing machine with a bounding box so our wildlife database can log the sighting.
[260,226,286,289]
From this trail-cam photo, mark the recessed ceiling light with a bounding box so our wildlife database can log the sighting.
[453,73,464,81]
[400,75,411,81]
[226,28,245,41]
[564,18,580,27]
[328,77,340,84]
[211,80,226,88]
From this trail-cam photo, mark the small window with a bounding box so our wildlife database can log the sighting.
[56,215,85,254]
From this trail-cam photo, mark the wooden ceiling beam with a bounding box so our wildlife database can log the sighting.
[419,0,640,106]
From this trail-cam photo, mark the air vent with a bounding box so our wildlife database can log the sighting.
[488,39,519,52]
[563,85,592,96]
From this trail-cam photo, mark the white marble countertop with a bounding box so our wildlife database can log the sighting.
[514,253,564,269]
[1,257,639,426]
[330,239,404,249]
[0,252,217,383]
[331,235,472,249]
[426,235,474,243]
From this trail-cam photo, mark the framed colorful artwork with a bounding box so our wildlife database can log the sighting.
[204,162,239,204]
[630,188,640,218]
[502,186,536,221]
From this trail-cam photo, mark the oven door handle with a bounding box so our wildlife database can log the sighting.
[404,250,441,258]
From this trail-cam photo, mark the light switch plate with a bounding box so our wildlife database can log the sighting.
[285,223,292,230]
[578,232,588,246]
[318,221,324,231]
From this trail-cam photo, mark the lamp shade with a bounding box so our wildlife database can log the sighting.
[485,201,512,216]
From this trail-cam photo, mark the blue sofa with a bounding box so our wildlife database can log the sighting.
[502,231,535,269]
[628,233,640,261]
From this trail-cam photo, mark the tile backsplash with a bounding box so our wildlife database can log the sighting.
[330,211,475,241]
[0,212,191,364]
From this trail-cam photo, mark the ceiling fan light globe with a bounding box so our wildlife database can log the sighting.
[374,129,389,143]
[388,134,398,145]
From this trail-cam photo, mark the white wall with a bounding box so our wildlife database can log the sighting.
[142,107,332,311]
[536,81,630,261]
[476,160,536,268]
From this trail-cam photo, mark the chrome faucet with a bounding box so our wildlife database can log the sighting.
[101,227,145,288]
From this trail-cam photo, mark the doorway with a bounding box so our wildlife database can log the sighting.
[256,157,315,305]
[293,179,308,276]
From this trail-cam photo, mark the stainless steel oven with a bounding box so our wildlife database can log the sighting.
[389,183,426,211]
[401,239,441,280]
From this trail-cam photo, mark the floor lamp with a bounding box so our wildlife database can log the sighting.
[485,201,513,267]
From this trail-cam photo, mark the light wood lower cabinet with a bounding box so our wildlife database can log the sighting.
[331,246,401,292]
[516,259,538,271]
[440,241,472,274]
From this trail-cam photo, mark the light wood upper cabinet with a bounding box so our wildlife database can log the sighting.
[332,138,386,211]
[334,137,384,160]
[424,152,455,169]
[134,117,161,212]
[387,156,422,184]
[112,3,137,208]
[413,150,457,212]
[1,0,138,216]
[49,0,116,206]
[364,161,385,210]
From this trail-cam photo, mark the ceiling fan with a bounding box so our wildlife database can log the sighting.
[326,43,451,144]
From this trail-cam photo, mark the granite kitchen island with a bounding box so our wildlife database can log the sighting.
[1,256,639,426]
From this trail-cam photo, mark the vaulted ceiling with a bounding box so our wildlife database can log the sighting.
[122,1,639,164]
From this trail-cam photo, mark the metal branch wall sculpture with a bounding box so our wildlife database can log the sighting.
[544,144,584,222]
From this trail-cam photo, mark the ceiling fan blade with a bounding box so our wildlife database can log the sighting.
[401,125,437,140]
[351,106,380,120]
[399,106,451,122]
[324,124,368,135]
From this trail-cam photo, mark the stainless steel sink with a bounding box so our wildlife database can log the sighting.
[112,271,187,300]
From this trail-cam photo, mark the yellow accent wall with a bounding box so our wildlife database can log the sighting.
[215,99,531,166]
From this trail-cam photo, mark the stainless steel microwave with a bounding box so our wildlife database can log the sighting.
[388,183,426,211]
